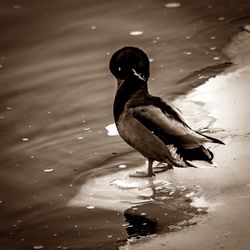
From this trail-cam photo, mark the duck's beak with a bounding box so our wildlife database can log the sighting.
[132,69,147,82]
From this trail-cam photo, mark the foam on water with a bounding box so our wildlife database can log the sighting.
[105,122,118,136]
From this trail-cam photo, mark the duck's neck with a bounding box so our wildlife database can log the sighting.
[113,79,148,122]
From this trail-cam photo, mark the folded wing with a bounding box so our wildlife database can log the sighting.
[133,105,211,148]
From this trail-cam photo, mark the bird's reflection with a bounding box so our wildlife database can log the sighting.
[122,178,207,238]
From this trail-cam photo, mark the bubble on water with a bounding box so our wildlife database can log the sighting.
[140,212,146,216]
[13,5,21,9]
[91,26,96,30]
[165,2,181,8]
[77,136,84,140]
[43,168,54,173]
[86,205,95,209]
[0,64,2,68]
[210,36,216,40]
[118,164,127,169]
[0,200,3,204]
[130,31,143,36]
[183,51,192,55]
[33,246,44,250]
[218,17,225,21]
[6,107,12,110]
[0,116,5,119]
[22,138,29,142]
[107,235,113,238]
[209,46,217,51]
[213,57,221,61]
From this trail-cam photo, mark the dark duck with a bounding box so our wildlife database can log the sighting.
[109,46,224,177]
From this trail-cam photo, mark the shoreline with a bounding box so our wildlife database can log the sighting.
[120,26,250,250]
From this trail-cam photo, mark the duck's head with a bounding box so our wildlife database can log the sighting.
[109,47,150,82]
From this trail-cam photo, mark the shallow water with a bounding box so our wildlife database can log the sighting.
[0,0,250,249]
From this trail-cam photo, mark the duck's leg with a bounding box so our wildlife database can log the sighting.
[153,162,174,173]
[129,159,155,178]
[147,159,154,177]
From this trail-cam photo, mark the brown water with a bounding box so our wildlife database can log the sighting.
[0,0,249,249]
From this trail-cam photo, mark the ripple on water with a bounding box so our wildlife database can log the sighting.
[129,31,144,36]
[68,163,209,238]
[164,2,181,8]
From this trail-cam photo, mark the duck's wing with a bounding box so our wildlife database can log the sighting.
[156,99,224,145]
[132,104,221,150]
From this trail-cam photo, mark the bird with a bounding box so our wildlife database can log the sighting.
[109,46,224,177]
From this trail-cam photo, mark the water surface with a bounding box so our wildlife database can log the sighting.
[0,0,250,249]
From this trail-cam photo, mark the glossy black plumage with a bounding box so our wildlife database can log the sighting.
[109,46,224,177]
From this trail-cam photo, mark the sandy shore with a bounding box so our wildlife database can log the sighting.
[120,27,250,250]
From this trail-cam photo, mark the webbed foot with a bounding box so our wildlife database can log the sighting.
[153,162,174,173]
[129,170,155,178]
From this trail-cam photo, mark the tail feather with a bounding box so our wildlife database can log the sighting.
[197,132,225,145]
[178,145,214,162]
[184,160,198,168]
